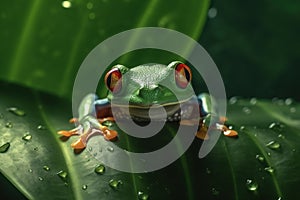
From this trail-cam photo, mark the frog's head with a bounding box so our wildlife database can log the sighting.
[104,61,194,108]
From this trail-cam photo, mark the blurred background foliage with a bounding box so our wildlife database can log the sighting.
[1,0,299,100]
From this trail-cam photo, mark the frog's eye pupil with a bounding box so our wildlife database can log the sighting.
[105,68,122,93]
[175,63,192,88]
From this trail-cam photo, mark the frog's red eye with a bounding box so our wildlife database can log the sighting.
[175,63,192,88]
[105,68,122,93]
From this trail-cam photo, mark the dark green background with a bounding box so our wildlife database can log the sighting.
[200,0,300,100]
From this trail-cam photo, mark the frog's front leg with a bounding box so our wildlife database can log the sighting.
[58,94,117,149]
[196,93,238,139]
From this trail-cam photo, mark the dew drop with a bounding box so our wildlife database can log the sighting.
[5,122,13,128]
[278,134,285,139]
[255,154,265,163]
[94,164,105,175]
[0,142,10,153]
[211,187,220,196]
[62,1,72,9]
[240,126,245,130]
[109,179,122,190]
[264,166,274,173]
[269,122,284,132]
[229,97,237,104]
[28,169,33,173]
[22,133,32,141]
[246,179,258,191]
[267,152,271,157]
[137,191,149,200]
[86,2,93,9]
[290,107,296,113]
[206,167,211,174]
[89,13,96,20]
[207,7,217,18]
[7,107,26,116]
[43,165,50,171]
[250,98,257,105]
[38,177,44,181]
[57,170,68,182]
[266,141,281,150]
[37,125,46,130]
[82,184,88,190]
[242,107,251,114]
[285,98,293,105]
[107,146,114,152]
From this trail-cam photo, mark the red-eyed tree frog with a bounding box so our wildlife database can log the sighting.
[58,61,237,149]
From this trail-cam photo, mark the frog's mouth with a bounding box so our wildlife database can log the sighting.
[111,97,195,121]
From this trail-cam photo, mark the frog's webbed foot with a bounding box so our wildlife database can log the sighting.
[58,116,118,150]
[216,123,238,137]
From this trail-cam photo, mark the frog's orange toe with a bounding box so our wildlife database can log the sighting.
[196,126,209,140]
[71,139,86,149]
[223,129,238,137]
[58,130,74,137]
[103,129,118,141]
[69,118,78,124]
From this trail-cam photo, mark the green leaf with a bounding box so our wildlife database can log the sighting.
[0,0,210,99]
[0,83,299,199]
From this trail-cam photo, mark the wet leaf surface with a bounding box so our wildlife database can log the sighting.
[0,82,299,199]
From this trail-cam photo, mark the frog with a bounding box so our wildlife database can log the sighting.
[58,61,237,149]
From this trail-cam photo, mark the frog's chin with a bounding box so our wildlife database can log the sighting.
[112,103,180,120]
[111,97,194,121]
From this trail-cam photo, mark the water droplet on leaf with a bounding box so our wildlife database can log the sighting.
[246,179,258,191]
[82,184,88,190]
[250,98,257,105]
[269,122,284,132]
[22,133,32,141]
[94,164,105,175]
[229,97,237,104]
[89,13,96,20]
[28,169,33,173]
[208,7,217,18]
[0,142,10,153]
[255,154,265,163]
[62,1,72,8]
[266,141,281,150]
[37,125,46,130]
[86,2,93,9]
[206,168,211,174]
[7,107,26,116]
[137,191,149,200]
[285,98,293,105]
[57,170,68,182]
[5,122,13,128]
[109,179,122,190]
[264,166,274,173]
[38,177,44,181]
[43,165,50,171]
[278,134,285,139]
[211,187,220,195]
[290,107,296,113]
[242,107,251,114]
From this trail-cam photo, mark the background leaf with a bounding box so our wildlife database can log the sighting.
[0,0,209,99]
